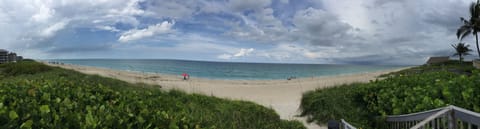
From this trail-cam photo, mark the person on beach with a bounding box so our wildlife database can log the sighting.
[182,72,189,80]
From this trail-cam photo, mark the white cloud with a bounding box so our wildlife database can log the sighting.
[227,6,357,47]
[142,0,206,19]
[0,0,148,53]
[109,0,145,16]
[218,48,255,60]
[96,26,120,32]
[110,33,241,60]
[253,43,346,63]
[256,44,298,61]
[40,21,69,37]
[31,1,55,22]
[234,48,255,57]
[119,21,175,42]
[292,7,355,46]
[228,0,271,11]
[321,0,371,33]
[199,0,226,13]
[303,51,319,59]
[217,54,233,59]
[227,7,289,43]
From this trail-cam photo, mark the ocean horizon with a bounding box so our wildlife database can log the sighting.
[48,59,409,80]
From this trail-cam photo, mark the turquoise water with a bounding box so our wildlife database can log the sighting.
[51,59,407,80]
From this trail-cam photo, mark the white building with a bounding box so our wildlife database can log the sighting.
[0,49,23,63]
[0,49,8,63]
[8,52,16,62]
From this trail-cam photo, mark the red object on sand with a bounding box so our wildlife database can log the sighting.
[182,73,188,77]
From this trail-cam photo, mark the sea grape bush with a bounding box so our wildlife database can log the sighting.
[299,83,370,127]
[0,61,51,76]
[0,62,305,129]
[300,63,480,128]
[362,70,480,116]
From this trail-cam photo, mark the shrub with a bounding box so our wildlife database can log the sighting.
[0,63,304,129]
[0,61,51,76]
[300,63,480,129]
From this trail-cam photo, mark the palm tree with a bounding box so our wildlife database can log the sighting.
[457,0,480,58]
[452,42,472,62]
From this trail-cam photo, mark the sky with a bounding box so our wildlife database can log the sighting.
[0,0,476,65]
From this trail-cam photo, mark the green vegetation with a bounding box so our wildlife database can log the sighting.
[23,59,36,62]
[379,61,474,78]
[300,61,480,128]
[0,61,51,77]
[0,61,304,129]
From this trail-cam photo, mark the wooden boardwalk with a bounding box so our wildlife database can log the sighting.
[341,105,480,129]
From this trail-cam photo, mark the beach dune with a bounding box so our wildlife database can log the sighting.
[46,63,407,129]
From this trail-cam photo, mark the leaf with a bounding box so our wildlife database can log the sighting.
[137,116,145,124]
[20,120,33,129]
[39,105,50,113]
[169,120,179,129]
[27,88,36,96]
[86,112,95,126]
[55,98,61,103]
[434,99,445,107]
[457,25,472,40]
[393,108,401,115]
[41,93,50,101]
[9,110,19,120]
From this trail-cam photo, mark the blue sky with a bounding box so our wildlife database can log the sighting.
[0,0,476,65]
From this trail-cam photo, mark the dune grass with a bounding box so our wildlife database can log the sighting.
[0,61,305,129]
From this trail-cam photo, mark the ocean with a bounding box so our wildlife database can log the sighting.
[51,59,406,80]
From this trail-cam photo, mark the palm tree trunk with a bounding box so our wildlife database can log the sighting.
[460,54,463,62]
[477,34,480,59]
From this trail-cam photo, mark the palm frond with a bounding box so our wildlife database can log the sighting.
[470,2,477,17]
[476,2,480,18]
[457,25,472,40]
[461,17,470,24]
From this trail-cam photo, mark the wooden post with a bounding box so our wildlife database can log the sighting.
[396,121,399,129]
[432,120,436,129]
[448,109,457,129]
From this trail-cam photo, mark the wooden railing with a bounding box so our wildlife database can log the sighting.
[385,105,480,129]
[338,105,479,129]
[340,119,357,129]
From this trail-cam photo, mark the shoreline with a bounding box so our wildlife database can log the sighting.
[44,62,411,129]
[44,61,409,81]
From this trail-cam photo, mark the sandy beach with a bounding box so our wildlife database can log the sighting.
[45,63,409,129]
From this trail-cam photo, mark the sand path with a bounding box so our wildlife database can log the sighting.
[46,63,407,129]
